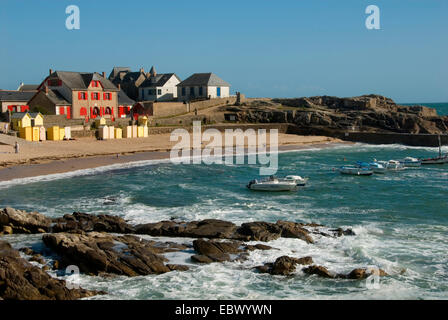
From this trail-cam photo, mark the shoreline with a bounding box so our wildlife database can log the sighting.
[0,139,350,183]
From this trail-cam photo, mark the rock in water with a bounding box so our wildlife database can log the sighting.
[276,221,314,243]
[42,232,188,276]
[256,256,313,275]
[302,265,335,278]
[345,268,388,279]
[0,240,100,300]
[235,222,283,241]
[191,239,243,263]
[0,207,51,234]
[51,212,135,234]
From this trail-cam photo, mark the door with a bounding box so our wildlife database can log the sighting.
[217,87,221,97]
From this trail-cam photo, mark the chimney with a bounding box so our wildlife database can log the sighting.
[102,71,106,78]
[49,69,53,75]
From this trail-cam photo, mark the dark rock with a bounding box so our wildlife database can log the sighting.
[257,256,313,276]
[0,207,51,234]
[0,240,101,300]
[276,221,314,244]
[135,219,237,239]
[329,228,356,237]
[235,222,282,241]
[344,268,388,279]
[29,254,45,265]
[167,264,190,272]
[191,239,242,263]
[42,232,186,276]
[52,212,134,234]
[19,247,36,256]
[244,244,273,251]
[302,265,335,278]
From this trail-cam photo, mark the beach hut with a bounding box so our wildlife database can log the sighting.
[138,116,148,126]
[11,113,32,130]
[123,126,132,138]
[115,128,122,139]
[39,126,46,141]
[98,125,109,140]
[19,126,32,141]
[29,113,44,127]
[32,127,40,141]
[59,128,65,140]
[47,126,60,141]
[137,126,144,138]
[143,125,148,137]
[95,117,107,128]
[132,125,137,138]
[108,126,115,140]
[64,127,72,140]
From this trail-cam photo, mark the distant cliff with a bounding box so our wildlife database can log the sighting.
[228,95,448,135]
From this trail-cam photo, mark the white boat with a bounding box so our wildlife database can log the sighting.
[397,157,422,167]
[278,175,309,186]
[247,177,298,192]
[377,160,405,171]
[356,161,386,174]
[339,165,373,176]
[421,136,448,165]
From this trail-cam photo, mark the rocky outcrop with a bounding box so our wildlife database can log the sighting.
[230,95,448,135]
[52,212,135,234]
[42,232,188,276]
[0,241,100,300]
[191,239,272,264]
[256,256,313,275]
[0,207,51,234]
[135,219,237,239]
[302,265,388,280]
[344,268,388,279]
[302,265,335,278]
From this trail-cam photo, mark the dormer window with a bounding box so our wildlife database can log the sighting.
[91,81,101,88]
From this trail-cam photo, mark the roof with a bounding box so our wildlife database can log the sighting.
[46,89,71,105]
[29,112,43,118]
[50,71,119,91]
[0,90,36,102]
[118,89,135,105]
[11,112,30,119]
[140,73,181,88]
[109,67,131,80]
[18,84,39,91]
[177,73,230,87]
[122,71,146,83]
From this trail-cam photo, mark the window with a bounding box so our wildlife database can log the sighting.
[190,87,195,95]
[91,92,100,100]
[80,107,87,116]
[105,107,112,115]
[93,107,100,115]
[182,87,186,96]
[157,89,162,95]
[199,87,203,96]
[78,92,87,100]
[103,92,112,100]
[91,81,101,87]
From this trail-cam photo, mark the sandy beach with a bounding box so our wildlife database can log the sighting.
[0,133,343,182]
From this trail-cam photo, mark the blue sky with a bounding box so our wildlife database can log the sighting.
[0,0,447,103]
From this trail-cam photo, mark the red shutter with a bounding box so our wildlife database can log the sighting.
[78,92,81,99]
[67,107,71,119]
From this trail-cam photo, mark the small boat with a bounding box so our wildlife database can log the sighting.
[397,157,422,167]
[278,175,309,186]
[356,161,386,174]
[421,135,448,165]
[339,165,373,176]
[377,160,405,171]
[247,176,299,192]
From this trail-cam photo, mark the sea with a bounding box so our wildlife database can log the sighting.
[1,141,447,300]
[1,102,447,300]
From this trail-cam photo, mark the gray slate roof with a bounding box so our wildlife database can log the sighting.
[109,67,131,80]
[140,73,181,88]
[118,89,135,105]
[46,89,71,105]
[51,71,119,91]
[0,90,36,102]
[177,73,230,87]
[18,84,39,91]
[11,112,29,119]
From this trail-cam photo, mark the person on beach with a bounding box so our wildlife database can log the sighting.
[14,142,19,154]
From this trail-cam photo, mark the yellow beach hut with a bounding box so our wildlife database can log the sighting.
[29,113,44,127]
[11,112,32,130]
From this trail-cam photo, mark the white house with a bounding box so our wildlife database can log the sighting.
[138,66,181,102]
[177,73,231,102]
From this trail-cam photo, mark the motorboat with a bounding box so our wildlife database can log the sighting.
[278,175,309,186]
[247,176,299,192]
[339,165,373,176]
[356,161,386,174]
[397,157,422,167]
[377,160,405,171]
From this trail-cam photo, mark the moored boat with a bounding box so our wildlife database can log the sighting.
[356,161,387,174]
[421,135,448,165]
[397,157,422,167]
[339,165,373,176]
[247,176,299,192]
